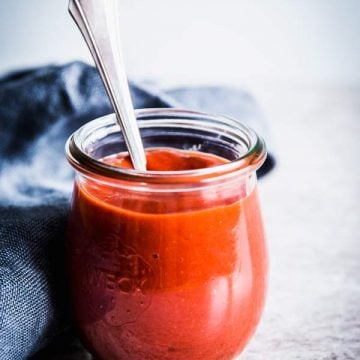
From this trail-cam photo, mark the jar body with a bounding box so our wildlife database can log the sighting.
[66,110,268,360]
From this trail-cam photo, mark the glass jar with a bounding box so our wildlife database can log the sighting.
[65,109,268,360]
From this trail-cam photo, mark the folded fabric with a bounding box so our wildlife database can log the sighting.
[0,61,275,359]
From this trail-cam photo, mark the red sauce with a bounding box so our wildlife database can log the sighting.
[104,147,228,171]
[67,148,267,360]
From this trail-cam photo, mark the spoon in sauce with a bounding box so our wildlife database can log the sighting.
[68,0,147,171]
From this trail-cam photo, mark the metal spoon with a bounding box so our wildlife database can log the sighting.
[69,0,147,171]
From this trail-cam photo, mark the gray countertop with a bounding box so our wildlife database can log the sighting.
[242,84,360,359]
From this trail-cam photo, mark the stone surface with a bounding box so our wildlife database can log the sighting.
[242,84,360,359]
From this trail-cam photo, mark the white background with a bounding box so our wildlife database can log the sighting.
[0,0,359,88]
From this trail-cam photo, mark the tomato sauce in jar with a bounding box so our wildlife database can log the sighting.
[66,110,268,360]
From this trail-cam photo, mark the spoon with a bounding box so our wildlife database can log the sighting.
[69,0,147,171]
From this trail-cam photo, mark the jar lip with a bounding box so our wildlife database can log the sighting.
[65,108,267,184]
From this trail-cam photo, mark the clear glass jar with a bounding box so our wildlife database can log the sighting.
[65,109,268,360]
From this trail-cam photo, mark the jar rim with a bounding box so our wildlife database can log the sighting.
[65,108,267,184]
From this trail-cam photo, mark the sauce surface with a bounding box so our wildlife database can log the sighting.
[103,147,229,171]
[67,148,267,360]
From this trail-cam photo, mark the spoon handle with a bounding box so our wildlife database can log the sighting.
[69,0,147,171]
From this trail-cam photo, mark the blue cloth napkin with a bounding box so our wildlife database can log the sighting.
[0,61,275,359]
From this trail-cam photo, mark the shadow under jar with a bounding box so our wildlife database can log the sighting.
[65,109,268,360]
